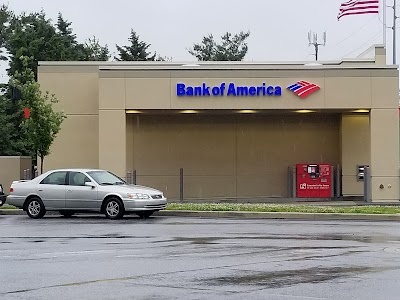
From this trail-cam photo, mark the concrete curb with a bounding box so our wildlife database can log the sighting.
[157,210,400,221]
[1,209,400,221]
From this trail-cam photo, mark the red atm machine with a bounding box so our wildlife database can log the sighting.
[296,164,332,198]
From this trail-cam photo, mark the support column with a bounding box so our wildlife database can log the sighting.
[341,114,370,196]
[370,109,400,202]
[99,110,127,180]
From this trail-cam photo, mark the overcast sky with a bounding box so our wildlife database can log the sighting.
[0,0,396,78]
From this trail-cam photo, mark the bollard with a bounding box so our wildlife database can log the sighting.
[364,166,371,202]
[180,168,184,202]
[133,170,137,185]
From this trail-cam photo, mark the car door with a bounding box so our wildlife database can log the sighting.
[65,171,99,210]
[36,171,67,209]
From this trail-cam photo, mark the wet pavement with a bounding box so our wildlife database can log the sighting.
[1,215,400,299]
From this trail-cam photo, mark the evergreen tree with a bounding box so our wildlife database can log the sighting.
[115,29,156,61]
[189,31,250,61]
[82,36,110,61]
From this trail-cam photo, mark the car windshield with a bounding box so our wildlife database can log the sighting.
[87,171,126,186]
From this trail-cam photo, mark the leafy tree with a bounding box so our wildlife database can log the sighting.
[0,4,11,61]
[188,31,251,61]
[115,29,156,61]
[0,90,15,155]
[11,56,66,173]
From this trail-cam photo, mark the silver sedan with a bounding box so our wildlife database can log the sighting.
[6,169,167,219]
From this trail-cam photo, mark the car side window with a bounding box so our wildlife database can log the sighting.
[40,171,67,185]
[68,172,91,186]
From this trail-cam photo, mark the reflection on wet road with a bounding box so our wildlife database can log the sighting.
[1,215,400,299]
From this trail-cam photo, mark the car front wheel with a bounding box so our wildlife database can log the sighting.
[26,197,46,219]
[104,198,124,219]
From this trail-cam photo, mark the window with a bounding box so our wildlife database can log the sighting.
[69,172,91,186]
[87,171,125,186]
[40,172,67,185]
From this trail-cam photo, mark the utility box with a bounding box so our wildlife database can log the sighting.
[296,164,332,198]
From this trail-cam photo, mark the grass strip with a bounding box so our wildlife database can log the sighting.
[166,203,400,214]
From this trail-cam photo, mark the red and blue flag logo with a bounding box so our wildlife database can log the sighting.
[287,81,320,99]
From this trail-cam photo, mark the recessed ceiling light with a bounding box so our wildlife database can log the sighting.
[126,110,142,114]
[352,109,369,113]
[180,110,198,114]
[238,110,256,113]
[295,110,315,113]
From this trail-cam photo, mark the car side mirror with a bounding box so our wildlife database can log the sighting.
[85,182,96,188]
[0,184,3,193]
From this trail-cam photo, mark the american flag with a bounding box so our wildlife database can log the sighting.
[337,0,380,20]
[287,81,320,99]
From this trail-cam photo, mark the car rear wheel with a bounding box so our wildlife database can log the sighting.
[59,210,75,218]
[26,197,46,219]
[136,211,154,219]
[104,198,124,219]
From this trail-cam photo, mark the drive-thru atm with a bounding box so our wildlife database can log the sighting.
[296,164,333,198]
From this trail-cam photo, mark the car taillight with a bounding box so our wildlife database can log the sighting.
[9,187,14,193]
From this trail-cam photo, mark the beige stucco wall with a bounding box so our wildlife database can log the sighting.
[0,156,32,191]
[38,68,99,172]
[341,115,370,196]
[128,114,340,200]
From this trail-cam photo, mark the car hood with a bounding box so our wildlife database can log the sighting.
[99,184,163,195]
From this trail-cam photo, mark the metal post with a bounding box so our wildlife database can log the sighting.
[364,166,371,203]
[133,170,137,185]
[287,166,292,198]
[293,166,297,198]
[180,168,184,202]
[330,165,334,198]
[335,165,341,198]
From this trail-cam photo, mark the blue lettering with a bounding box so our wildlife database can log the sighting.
[194,86,202,96]
[275,86,282,96]
[262,83,266,96]
[257,86,263,96]
[220,83,226,96]
[227,83,236,96]
[237,86,248,96]
[177,83,185,96]
[186,87,194,96]
[212,86,220,96]
[267,86,274,95]
[202,83,211,96]
[249,87,256,96]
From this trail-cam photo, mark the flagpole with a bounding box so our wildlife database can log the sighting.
[383,0,387,46]
[393,0,397,65]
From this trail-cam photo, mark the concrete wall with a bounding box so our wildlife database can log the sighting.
[38,67,99,173]
[0,156,32,192]
[128,114,340,200]
[341,115,370,196]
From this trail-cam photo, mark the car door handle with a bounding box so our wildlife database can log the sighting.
[67,190,72,192]
[38,189,43,192]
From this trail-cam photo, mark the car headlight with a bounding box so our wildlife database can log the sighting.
[127,193,150,199]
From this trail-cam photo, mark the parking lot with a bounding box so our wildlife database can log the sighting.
[1,215,400,299]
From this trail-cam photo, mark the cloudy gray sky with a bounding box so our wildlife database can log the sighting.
[1,0,396,71]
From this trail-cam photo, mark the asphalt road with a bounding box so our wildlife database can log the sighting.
[1,214,400,300]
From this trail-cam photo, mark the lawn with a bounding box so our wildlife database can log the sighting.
[166,203,400,214]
